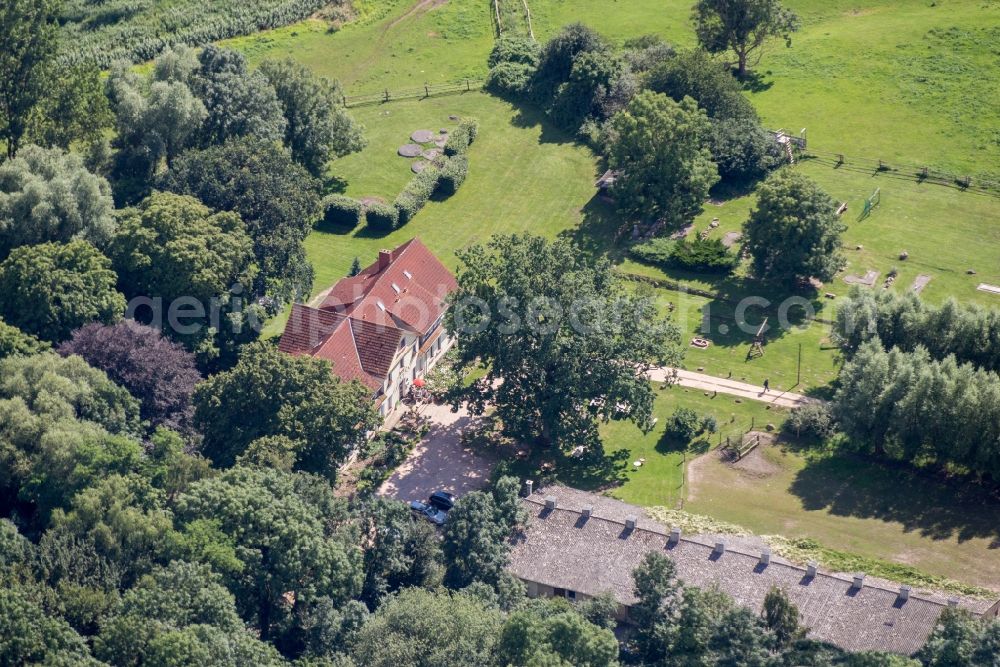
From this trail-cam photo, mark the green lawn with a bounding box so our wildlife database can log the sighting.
[641,287,842,393]
[504,385,788,508]
[262,91,615,336]
[685,443,1000,590]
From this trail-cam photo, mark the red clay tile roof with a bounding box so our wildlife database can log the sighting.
[279,238,455,390]
[319,237,456,335]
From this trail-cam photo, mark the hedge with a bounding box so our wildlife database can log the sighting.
[437,155,469,196]
[444,118,479,156]
[365,202,399,231]
[394,166,440,225]
[321,195,364,227]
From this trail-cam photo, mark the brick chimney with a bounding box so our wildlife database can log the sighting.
[378,249,392,271]
[544,496,556,510]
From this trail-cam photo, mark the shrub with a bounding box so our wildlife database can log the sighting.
[670,237,739,273]
[701,415,718,434]
[365,202,399,231]
[631,236,737,274]
[437,155,469,196]
[710,117,782,184]
[393,166,440,225]
[785,402,834,440]
[485,61,536,98]
[488,36,541,68]
[321,194,364,227]
[667,407,701,441]
[631,238,677,266]
[444,118,479,156]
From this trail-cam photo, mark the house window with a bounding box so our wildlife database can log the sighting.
[565,590,577,601]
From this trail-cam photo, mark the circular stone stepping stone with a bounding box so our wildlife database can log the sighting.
[411,160,429,174]
[410,129,435,143]
[440,128,449,134]
[421,148,441,160]
[398,144,422,157]
[433,138,447,148]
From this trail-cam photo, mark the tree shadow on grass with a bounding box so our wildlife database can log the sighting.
[558,193,626,262]
[509,104,579,145]
[740,71,774,94]
[788,454,1000,544]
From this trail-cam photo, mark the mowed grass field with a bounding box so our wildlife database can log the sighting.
[685,443,1000,589]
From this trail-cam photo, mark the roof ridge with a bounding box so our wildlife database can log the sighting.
[521,497,971,609]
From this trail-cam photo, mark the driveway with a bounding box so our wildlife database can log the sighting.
[378,401,495,503]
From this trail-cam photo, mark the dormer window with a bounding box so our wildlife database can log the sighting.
[391,282,401,294]
[376,300,385,312]
[403,270,412,280]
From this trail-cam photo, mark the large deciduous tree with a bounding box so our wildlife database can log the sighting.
[95,560,284,666]
[192,342,379,479]
[0,585,101,666]
[0,318,48,359]
[350,587,502,667]
[645,48,756,121]
[176,466,362,642]
[108,191,258,363]
[497,600,621,666]
[159,138,322,303]
[59,321,201,433]
[259,58,366,177]
[0,240,125,342]
[693,0,800,78]
[191,46,287,147]
[607,90,718,226]
[0,145,116,260]
[742,169,845,284]
[448,234,682,449]
[0,0,61,159]
[27,62,113,151]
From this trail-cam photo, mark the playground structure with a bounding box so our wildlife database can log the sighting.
[858,187,881,221]
[721,431,765,462]
[747,317,768,360]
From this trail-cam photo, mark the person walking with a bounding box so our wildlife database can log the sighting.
[763,378,770,393]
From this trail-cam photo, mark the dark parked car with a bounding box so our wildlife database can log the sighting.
[428,490,455,511]
[409,500,447,526]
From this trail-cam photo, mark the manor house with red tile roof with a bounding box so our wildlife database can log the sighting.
[278,238,457,417]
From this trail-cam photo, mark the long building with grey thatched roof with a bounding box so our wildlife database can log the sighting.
[507,485,999,656]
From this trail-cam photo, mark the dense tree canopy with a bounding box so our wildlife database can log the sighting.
[0,0,61,159]
[833,341,1000,478]
[693,0,800,78]
[176,466,362,642]
[259,58,366,177]
[645,48,756,122]
[59,321,201,433]
[159,138,322,302]
[191,46,287,147]
[350,587,502,667]
[95,560,284,666]
[836,288,1000,375]
[0,240,125,342]
[497,599,620,666]
[607,91,719,225]
[0,317,48,359]
[0,144,116,260]
[26,62,113,151]
[0,585,102,666]
[109,191,258,363]
[742,169,846,283]
[192,342,379,479]
[449,234,682,449]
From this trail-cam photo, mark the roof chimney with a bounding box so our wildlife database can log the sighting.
[669,527,681,544]
[714,540,726,555]
[852,573,866,590]
[947,597,959,608]
[898,585,911,602]
[378,249,392,270]
[806,561,818,578]
[581,505,593,518]
[625,515,637,531]
[544,495,556,510]
[524,479,533,497]
[759,549,771,566]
